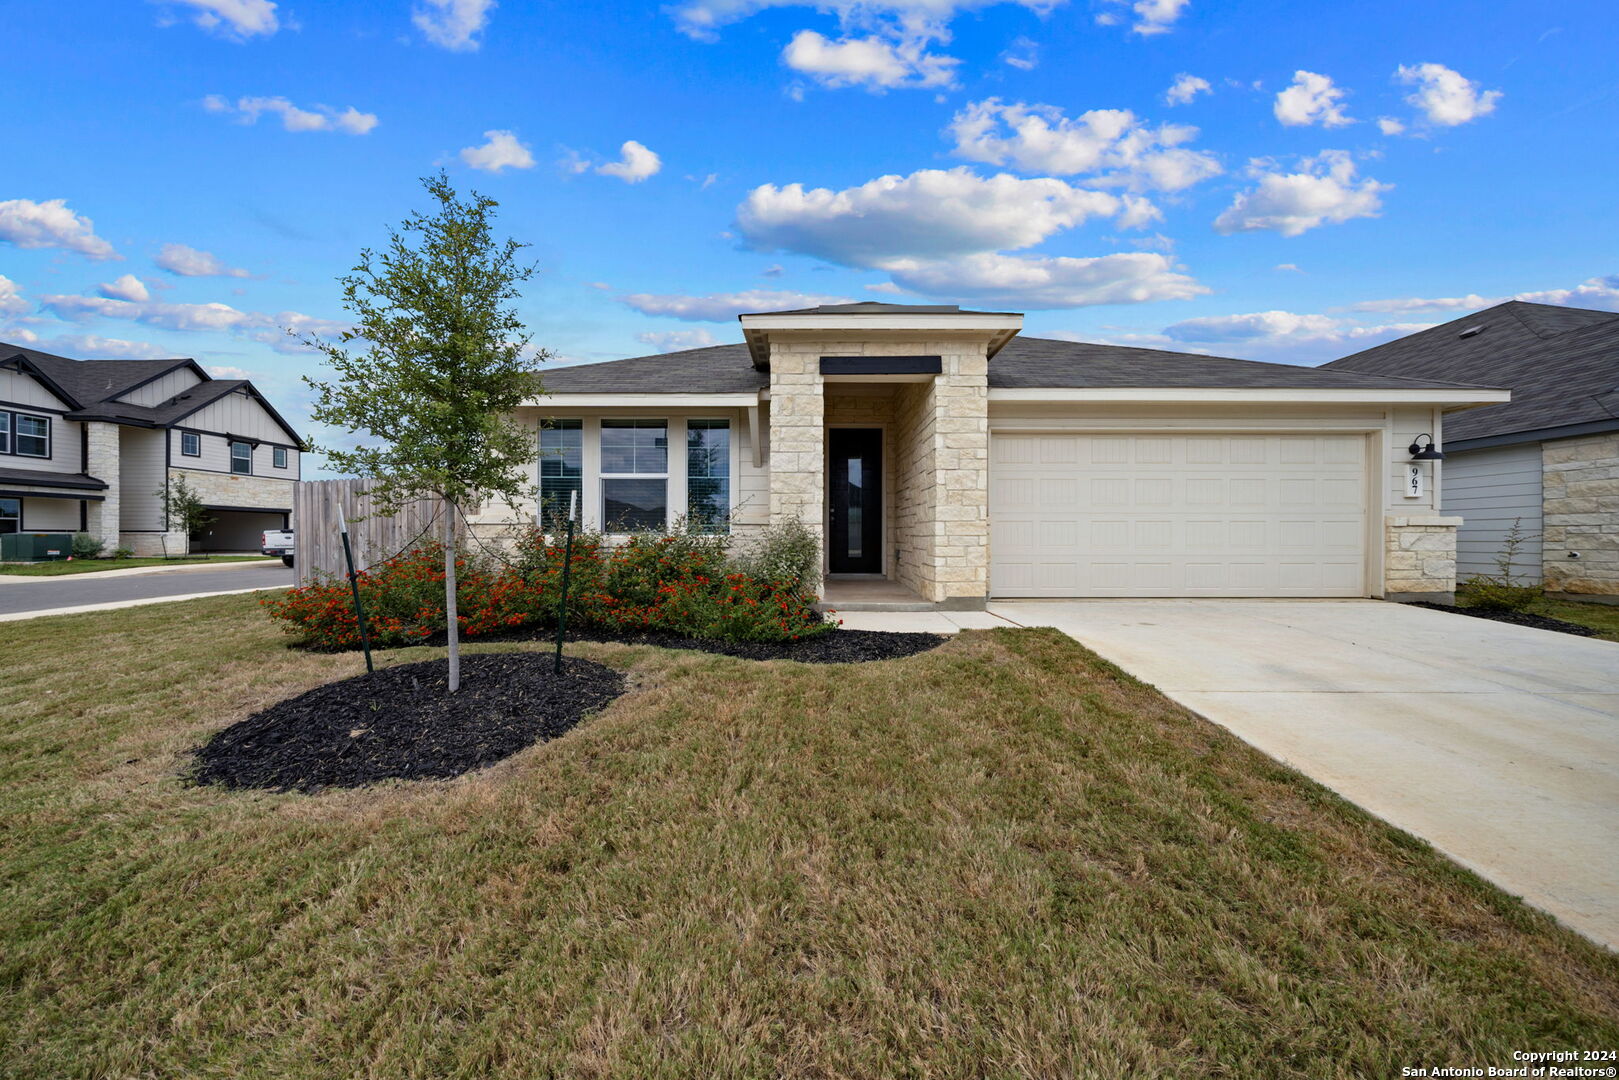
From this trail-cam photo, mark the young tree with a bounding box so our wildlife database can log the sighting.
[156,473,214,554]
[304,173,547,691]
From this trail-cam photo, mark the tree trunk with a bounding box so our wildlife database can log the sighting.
[443,499,460,692]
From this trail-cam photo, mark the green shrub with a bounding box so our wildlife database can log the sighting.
[1459,518,1543,613]
[731,517,821,594]
[70,533,103,559]
[264,526,829,650]
[111,546,134,560]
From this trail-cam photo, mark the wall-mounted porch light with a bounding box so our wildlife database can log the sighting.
[1407,434,1445,460]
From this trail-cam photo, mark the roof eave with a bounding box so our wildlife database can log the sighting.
[987,387,1514,406]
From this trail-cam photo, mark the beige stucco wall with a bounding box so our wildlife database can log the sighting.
[1543,431,1619,598]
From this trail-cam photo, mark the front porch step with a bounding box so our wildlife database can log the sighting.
[816,599,937,613]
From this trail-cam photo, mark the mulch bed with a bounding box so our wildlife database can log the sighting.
[191,653,625,793]
[313,625,950,664]
[1406,602,1601,638]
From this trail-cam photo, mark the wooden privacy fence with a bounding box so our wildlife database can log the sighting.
[292,478,464,585]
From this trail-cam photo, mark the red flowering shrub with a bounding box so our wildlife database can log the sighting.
[263,527,829,649]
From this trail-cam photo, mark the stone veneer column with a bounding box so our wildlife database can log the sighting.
[83,421,121,552]
[1383,515,1460,603]
[766,342,826,595]
[923,346,990,608]
[1542,432,1619,599]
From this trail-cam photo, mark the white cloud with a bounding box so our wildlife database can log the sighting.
[738,167,1131,267]
[1396,62,1502,126]
[460,130,536,172]
[36,292,347,353]
[1164,73,1210,106]
[31,333,175,360]
[98,274,151,302]
[202,94,378,134]
[597,140,662,183]
[620,289,854,322]
[669,0,1053,41]
[634,329,724,352]
[0,275,27,317]
[1349,274,1619,314]
[1213,151,1389,237]
[782,28,958,90]
[1377,116,1406,136]
[1155,309,1435,363]
[162,0,279,40]
[1275,262,1302,273]
[206,364,252,379]
[882,251,1206,308]
[1122,0,1189,35]
[154,243,251,278]
[1001,35,1038,70]
[948,99,1220,193]
[1273,70,1353,127]
[413,0,495,51]
[0,198,119,260]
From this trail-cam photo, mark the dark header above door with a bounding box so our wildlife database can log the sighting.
[819,356,942,376]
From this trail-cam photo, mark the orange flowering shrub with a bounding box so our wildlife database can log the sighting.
[262,528,829,649]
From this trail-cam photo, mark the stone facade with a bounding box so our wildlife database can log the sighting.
[1542,431,1619,598]
[1383,515,1461,602]
[171,465,295,513]
[82,421,121,552]
[767,336,992,608]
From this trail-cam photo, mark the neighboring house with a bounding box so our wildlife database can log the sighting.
[0,342,303,556]
[1325,301,1619,600]
[466,302,1506,607]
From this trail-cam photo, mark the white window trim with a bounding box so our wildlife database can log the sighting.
[598,418,672,533]
[229,440,253,475]
[10,411,50,459]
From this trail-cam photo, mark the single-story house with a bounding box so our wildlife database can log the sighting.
[1324,301,1619,600]
[0,342,303,556]
[470,302,1508,608]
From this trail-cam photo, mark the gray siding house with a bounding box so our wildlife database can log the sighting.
[1325,301,1619,599]
[0,342,303,555]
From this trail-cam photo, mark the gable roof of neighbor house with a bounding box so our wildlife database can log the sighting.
[1323,301,1619,448]
[0,342,303,444]
[539,336,1501,395]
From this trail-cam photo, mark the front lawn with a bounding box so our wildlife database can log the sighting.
[1522,595,1619,641]
[0,555,274,577]
[2,595,1615,1077]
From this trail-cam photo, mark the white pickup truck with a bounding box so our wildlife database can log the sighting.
[261,529,295,567]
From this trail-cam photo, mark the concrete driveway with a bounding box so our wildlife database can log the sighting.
[988,599,1619,950]
[0,563,293,620]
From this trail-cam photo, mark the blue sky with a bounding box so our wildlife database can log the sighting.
[3,0,1616,470]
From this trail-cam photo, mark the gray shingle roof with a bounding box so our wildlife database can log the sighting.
[65,379,250,426]
[0,343,193,408]
[537,336,1499,395]
[0,465,108,490]
[1322,301,1619,444]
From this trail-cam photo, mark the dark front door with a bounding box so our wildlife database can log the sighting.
[829,428,882,574]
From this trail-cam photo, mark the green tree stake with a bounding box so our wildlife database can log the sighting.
[554,490,576,676]
[339,513,375,674]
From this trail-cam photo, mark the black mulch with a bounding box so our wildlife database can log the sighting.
[1406,602,1601,638]
[357,625,949,664]
[191,653,625,794]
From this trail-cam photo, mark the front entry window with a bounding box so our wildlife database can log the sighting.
[0,498,19,534]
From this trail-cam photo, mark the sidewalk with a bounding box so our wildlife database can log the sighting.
[830,609,1018,634]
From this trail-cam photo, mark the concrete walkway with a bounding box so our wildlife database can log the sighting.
[986,599,1619,950]
[0,564,294,620]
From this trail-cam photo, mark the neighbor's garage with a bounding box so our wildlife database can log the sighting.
[989,433,1368,597]
[193,508,290,553]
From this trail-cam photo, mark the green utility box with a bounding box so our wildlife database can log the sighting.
[0,533,74,562]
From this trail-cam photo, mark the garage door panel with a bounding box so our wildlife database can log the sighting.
[990,433,1366,598]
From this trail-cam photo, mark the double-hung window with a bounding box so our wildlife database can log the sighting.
[686,419,730,533]
[0,498,18,535]
[0,412,9,455]
[539,419,583,522]
[181,431,201,457]
[12,413,48,458]
[600,419,667,531]
[230,440,252,475]
[273,446,288,469]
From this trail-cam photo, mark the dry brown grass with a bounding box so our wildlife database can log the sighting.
[2,594,1616,1078]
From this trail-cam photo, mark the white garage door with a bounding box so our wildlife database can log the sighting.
[990,433,1367,598]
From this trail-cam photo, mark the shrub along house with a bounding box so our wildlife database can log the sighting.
[469,302,1508,608]
[0,341,302,555]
